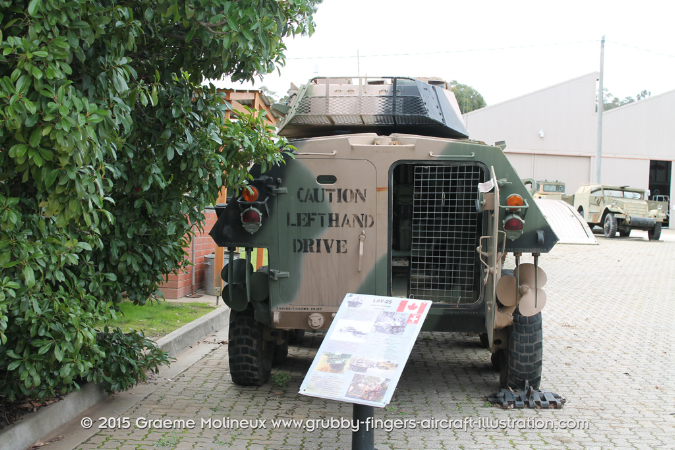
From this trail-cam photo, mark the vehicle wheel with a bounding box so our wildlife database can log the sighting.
[273,331,289,366]
[228,307,274,386]
[479,333,490,349]
[619,229,631,237]
[498,350,509,388]
[506,310,542,390]
[490,351,500,371]
[288,329,305,344]
[603,213,617,238]
[648,222,662,241]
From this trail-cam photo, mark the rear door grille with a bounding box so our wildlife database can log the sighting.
[409,165,484,304]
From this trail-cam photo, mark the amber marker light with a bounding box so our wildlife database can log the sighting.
[506,194,524,211]
[242,186,259,202]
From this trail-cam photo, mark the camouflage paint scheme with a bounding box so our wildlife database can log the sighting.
[210,133,557,339]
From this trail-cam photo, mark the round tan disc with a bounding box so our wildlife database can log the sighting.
[496,275,517,307]
[518,289,547,316]
[514,263,547,289]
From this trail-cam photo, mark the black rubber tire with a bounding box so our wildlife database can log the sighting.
[490,351,501,371]
[288,329,305,344]
[273,331,289,366]
[228,307,274,386]
[619,229,631,237]
[603,213,617,238]
[499,350,509,388]
[507,311,543,390]
[479,333,490,349]
[648,222,662,241]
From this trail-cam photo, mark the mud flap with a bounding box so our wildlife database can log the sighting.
[221,258,253,311]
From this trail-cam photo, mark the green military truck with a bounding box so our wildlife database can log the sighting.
[210,77,558,391]
[572,184,667,240]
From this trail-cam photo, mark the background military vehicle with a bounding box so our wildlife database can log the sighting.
[649,194,670,227]
[532,180,567,200]
[210,77,558,391]
[571,184,667,239]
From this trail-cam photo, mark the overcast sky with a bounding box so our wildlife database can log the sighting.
[214,0,675,106]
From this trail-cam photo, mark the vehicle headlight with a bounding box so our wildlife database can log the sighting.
[611,200,617,206]
[658,205,663,211]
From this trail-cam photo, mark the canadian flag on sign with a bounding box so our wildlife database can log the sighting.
[407,314,421,325]
[397,300,427,315]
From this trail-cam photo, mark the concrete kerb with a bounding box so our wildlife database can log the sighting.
[0,305,230,450]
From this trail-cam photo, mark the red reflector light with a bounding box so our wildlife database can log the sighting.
[506,194,524,210]
[504,217,524,231]
[242,209,261,223]
[242,186,259,202]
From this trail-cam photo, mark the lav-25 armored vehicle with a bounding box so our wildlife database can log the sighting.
[210,77,558,391]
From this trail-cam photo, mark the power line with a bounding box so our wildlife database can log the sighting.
[606,40,675,59]
[286,40,599,60]
[287,39,675,61]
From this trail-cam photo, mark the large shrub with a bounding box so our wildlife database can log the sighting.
[0,0,318,401]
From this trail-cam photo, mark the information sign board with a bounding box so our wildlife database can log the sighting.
[299,293,432,407]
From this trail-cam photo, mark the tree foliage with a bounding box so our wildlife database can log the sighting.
[0,0,318,401]
[449,80,486,114]
[600,88,651,111]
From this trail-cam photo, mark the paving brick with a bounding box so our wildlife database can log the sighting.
[72,231,675,449]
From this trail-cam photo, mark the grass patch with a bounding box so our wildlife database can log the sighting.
[102,301,216,340]
[238,247,268,268]
[271,371,292,388]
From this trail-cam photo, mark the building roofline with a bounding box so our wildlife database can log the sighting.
[464,72,600,116]
[603,87,675,114]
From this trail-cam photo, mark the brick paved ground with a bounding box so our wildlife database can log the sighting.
[72,231,675,449]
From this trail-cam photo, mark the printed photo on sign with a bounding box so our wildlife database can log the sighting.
[316,353,352,374]
[373,311,408,336]
[332,320,372,343]
[345,374,391,403]
[348,357,399,374]
[347,296,364,308]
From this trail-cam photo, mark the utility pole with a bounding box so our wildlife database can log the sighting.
[596,36,605,184]
[357,49,360,78]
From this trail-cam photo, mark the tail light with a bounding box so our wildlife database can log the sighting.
[503,214,524,240]
[504,216,524,231]
[241,207,262,234]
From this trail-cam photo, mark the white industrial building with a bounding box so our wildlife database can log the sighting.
[463,72,675,214]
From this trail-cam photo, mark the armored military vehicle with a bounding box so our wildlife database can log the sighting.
[571,184,666,239]
[210,77,558,390]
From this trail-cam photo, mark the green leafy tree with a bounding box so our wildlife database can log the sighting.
[0,0,318,401]
[599,88,651,111]
[449,80,487,114]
